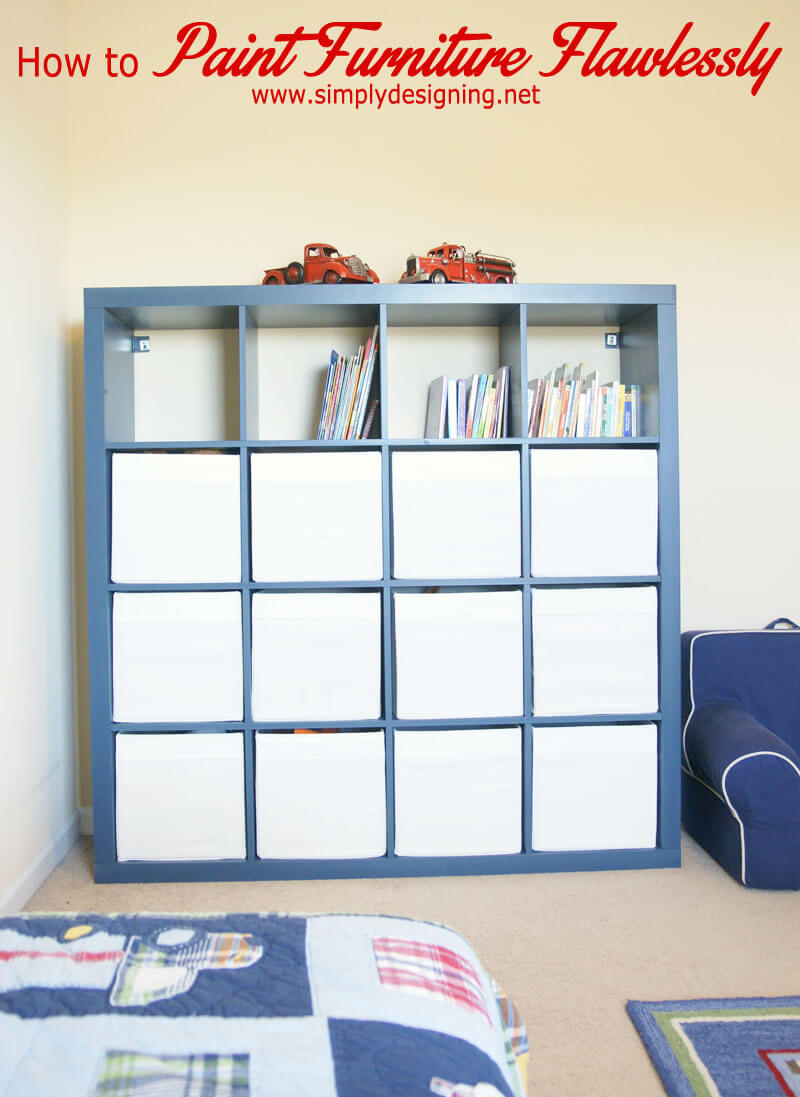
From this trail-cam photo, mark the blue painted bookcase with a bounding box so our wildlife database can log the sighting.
[84,282,680,882]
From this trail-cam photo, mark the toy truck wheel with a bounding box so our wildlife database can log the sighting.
[430,269,447,284]
[323,269,342,284]
[285,262,304,284]
[264,275,279,285]
[495,276,508,283]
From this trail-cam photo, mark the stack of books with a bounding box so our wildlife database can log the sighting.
[528,364,641,438]
[425,366,511,439]
[317,326,379,440]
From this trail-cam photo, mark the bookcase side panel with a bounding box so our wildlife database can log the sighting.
[85,306,117,868]
[620,306,660,438]
[655,301,681,851]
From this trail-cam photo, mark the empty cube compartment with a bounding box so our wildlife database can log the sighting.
[115,733,245,860]
[256,731,386,858]
[532,724,657,850]
[392,450,521,578]
[394,727,522,856]
[251,451,383,581]
[532,586,658,715]
[112,592,244,722]
[531,449,658,577]
[111,452,242,582]
[394,591,523,719]
[251,592,382,721]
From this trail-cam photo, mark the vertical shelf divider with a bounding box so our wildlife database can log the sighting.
[516,304,534,854]
[239,304,256,861]
[378,303,396,858]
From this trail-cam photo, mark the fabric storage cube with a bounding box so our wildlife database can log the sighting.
[394,727,522,856]
[394,591,523,719]
[112,592,244,722]
[255,731,386,858]
[251,451,383,582]
[532,586,658,715]
[111,452,241,582]
[115,733,246,860]
[530,448,658,577]
[532,724,657,850]
[392,450,521,578]
[251,592,382,721]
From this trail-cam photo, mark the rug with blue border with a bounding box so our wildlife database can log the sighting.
[627,996,800,1097]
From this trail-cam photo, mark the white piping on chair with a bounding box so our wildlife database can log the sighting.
[720,751,800,886]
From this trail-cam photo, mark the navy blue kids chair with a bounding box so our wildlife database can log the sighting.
[681,618,800,889]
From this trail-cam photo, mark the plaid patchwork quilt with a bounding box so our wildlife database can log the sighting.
[0,913,528,1097]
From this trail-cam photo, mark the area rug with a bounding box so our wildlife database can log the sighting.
[627,997,800,1097]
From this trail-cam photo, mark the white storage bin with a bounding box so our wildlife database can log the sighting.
[256,731,386,858]
[394,727,521,856]
[392,451,521,578]
[115,733,246,861]
[112,592,243,722]
[394,591,523,719]
[532,724,657,850]
[251,451,383,582]
[111,452,241,582]
[531,449,658,577]
[532,586,658,715]
[251,592,382,721]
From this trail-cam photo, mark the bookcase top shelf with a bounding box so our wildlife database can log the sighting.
[85,283,676,331]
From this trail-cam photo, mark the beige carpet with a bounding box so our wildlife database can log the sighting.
[24,833,798,1096]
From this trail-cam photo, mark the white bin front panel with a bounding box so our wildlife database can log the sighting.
[394,727,522,856]
[251,592,382,721]
[116,733,246,861]
[256,732,386,858]
[532,586,658,715]
[532,724,657,850]
[111,453,241,583]
[531,449,658,577]
[112,592,244,722]
[392,451,521,579]
[251,451,383,582]
[394,591,523,719]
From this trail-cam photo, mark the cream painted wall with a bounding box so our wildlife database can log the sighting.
[1,0,78,906]
[14,0,800,809]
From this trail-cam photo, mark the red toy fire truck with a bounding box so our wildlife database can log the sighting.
[262,243,379,285]
[400,243,517,284]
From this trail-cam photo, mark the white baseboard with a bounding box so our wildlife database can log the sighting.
[79,805,94,836]
[0,811,81,913]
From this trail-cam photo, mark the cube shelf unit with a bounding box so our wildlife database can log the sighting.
[84,282,680,882]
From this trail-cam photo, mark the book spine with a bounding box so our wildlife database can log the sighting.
[317,350,338,440]
[465,373,479,438]
[457,377,467,438]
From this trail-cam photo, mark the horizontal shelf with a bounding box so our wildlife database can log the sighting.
[112,723,247,733]
[530,712,663,726]
[105,436,661,451]
[108,715,662,731]
[87,282,676,331]
[93,844,681,883]
[108,577,661,592]
[530,575,661,586]
[107,441,244,452]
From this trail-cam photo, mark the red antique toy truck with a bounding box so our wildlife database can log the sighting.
[262,243,379,285]
[401,243,517,284]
